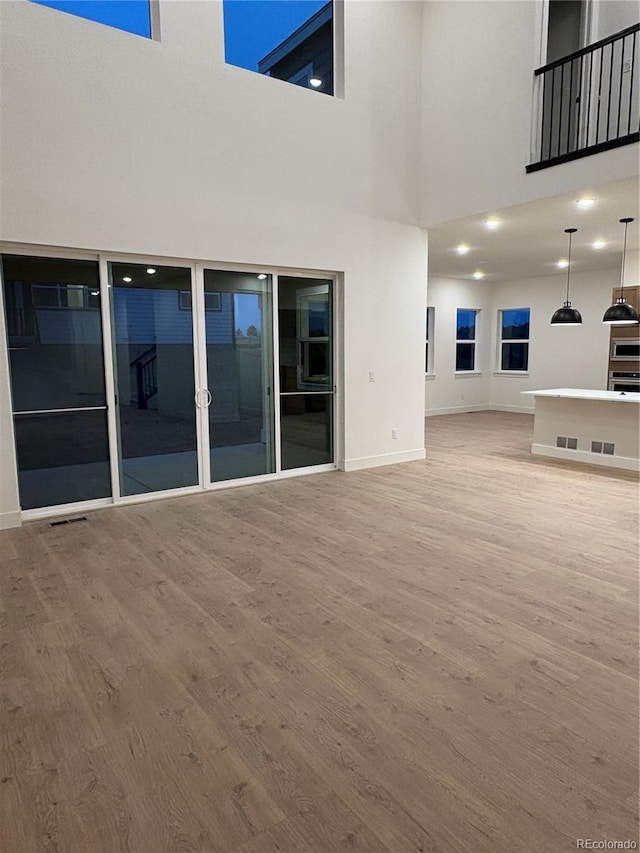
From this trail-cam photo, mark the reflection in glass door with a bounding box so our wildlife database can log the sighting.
[278,276,334,470]
[1,255,111,510]
[202,269,275,482]
[110,262,199,496]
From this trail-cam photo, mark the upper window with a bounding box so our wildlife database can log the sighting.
[32,283,100,310]
[499,308,530,371]
[30,0,153,38]
[223,0,334,95]
[456,309,478,372]
[425,307,434,373]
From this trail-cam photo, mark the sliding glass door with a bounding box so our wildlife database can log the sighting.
[201,269,275,483]
[109,262,199,496]
[2,254,337,515]
[1,255,111,510]
[278,276,334,469]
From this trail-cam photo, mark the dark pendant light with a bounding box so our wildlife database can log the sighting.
[551,228,582,325]
[603,217,639,325]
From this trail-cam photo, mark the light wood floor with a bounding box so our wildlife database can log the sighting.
[1,412,638,852]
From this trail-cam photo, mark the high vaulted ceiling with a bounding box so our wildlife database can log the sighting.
[427,176,639,283]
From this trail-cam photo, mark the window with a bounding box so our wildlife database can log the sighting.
[30,0,153,39]
[499,308,530,371]
[425,307,434,373]
[455,309,477,372]
[223,0,334,95]
[296,286,330,387]
[31,283,100,310]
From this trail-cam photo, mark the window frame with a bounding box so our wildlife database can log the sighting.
[497,307,530,372]
[455,308,479,373]
[425,306,435,375]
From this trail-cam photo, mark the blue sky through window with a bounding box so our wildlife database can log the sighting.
[235,293,261,336]
[456,309,476,340]
[501,309,530,339]
[30,0,152,38]
[223,0,327,71]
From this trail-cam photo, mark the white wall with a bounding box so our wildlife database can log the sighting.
[419,0,639,226]
[426,264,626,415]
[0,0,428,521]
[425,277,493,414]
[593,0,639,40]
[489,267,618,412]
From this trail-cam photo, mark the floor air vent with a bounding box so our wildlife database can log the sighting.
[49,516,88,527]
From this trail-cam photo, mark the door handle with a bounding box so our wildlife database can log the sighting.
[195,389,212,408]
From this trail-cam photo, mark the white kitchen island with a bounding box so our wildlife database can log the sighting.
[521,388,640,472]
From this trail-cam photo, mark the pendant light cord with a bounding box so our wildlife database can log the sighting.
[620,219,629,295]
[566,231,572,303]
[564,228,576,304]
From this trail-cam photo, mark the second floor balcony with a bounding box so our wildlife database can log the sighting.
[527,23,639,172]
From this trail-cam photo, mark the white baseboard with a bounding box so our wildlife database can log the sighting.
[425,404,534,417]
[0,510,21,530]
[424,404,487,417]
[489,404,534,414]
[343,448,426,472]
[531,444,640,472]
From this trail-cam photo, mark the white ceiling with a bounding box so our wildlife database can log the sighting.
[427,175,640,283]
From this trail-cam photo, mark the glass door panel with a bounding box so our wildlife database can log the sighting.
[110,262,198,496]
[13,410,110,510]
[1,255,111,510]
[278,276,334,470]
[203,269,275,482]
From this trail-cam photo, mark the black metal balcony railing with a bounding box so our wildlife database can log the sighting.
[527,23,639,172]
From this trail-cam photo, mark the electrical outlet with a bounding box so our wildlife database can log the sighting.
[391,428,398,439]
[368,371,375,382]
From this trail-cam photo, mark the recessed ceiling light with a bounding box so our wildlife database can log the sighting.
[122,276,132,283]
[576,197,595,209]
[557,259,569,269]
[484,217,501,229]
[309,77,323,88]
[473,271,485,279]
[456,244,470,255]
[146,267,157,274]
[257,273,267,280]
[592,240,606,250]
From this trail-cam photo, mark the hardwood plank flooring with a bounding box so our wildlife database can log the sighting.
[0,411,638,852]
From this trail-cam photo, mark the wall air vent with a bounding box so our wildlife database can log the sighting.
[591,441,603,453]
[603,443,615,455]
[557,436,578,449]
